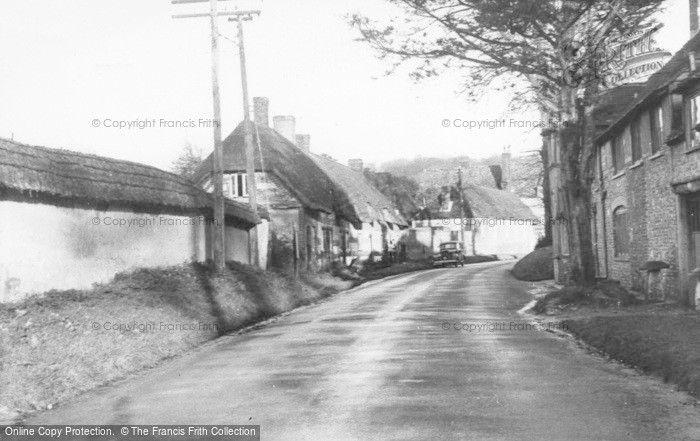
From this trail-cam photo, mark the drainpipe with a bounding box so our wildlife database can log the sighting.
[601,192,609,278]
[597,143,609,278]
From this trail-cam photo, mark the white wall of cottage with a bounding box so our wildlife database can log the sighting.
[0,200,252,303]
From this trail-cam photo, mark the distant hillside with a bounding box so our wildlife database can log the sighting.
[380,153,543,200]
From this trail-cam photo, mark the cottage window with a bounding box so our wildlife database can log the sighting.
[612,135,624,173]
[668,93,684,144]
[323,228,332,257]
[671,94,684,129]
[306,225,313,260]
[650,106,664,154]
[231,173,248,198]
[613,206,630,258]
[631,118,642,162]
[690,93,700,148]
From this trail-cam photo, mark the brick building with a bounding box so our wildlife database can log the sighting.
[547,31,700,305]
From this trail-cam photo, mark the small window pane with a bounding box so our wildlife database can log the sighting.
[691,95,700,147]
[613,206,629,257]
[650,106,663,153]
[631,119,642,162]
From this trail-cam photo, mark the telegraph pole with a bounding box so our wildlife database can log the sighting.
[230,10,260,266]
[458,167,467,254]
[172,0,261,271]
[230,12,259,213]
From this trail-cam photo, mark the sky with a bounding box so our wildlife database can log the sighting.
[0,0,691,172]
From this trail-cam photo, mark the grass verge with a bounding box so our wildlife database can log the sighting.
[528,279,700,400]
[563,314,700,399]
[358,260,433,281]
[511,246,553,282]
[532,280,639,314]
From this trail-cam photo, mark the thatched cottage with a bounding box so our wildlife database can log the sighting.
[410,163,538,258]
[193,97,408,270]
[0,138,261,302]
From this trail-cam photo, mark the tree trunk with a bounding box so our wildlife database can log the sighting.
[559,116,597,285]
[540,144,553,246]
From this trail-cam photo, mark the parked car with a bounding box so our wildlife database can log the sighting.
[432,241,465,267]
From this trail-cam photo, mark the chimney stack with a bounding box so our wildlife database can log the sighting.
[692,0,699,36]
[253,97,269,128]
[296,134,311,152]
[348,159,363,172]
[273,115,296,144]
[501,146,512,192]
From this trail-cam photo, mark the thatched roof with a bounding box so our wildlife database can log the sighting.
[417,165,500,190]
[0,138,260,226]
[461,185,535,219]
[194,122,407,228]
[194,122,342,215]
[597,31,700,143]
[306,153,408,227]
[415,184,535,221]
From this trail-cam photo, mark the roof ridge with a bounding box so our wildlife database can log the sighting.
[0,138,207,195]
[0,137,190,179]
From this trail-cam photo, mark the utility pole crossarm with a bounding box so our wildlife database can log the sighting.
[172,0,232,3]
[173,10,260,19]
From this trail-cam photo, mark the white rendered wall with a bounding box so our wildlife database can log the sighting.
[0,201,209,302]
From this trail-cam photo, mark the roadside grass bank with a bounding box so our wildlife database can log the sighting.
[357,260,433,281]
[0,262,353,423]
[511,246,553,282]
[532,281,639,314]
[526,281,700,400]
[563,313,700,400]
[353,255,499,281]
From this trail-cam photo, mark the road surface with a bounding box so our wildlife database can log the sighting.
[30,261,700,440]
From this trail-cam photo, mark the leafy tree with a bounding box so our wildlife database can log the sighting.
[171,141,204,180]
[363,169,422,219]
[351,0,663,283]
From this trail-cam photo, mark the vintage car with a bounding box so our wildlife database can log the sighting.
[432,241,465,267]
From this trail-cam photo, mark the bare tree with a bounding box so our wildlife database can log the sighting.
[171,141,204,180]
[350,0,663,283]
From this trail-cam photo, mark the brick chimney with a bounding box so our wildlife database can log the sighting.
[692,0,699,36]
[253,97,269,128]
[501,146,512,192]
[273,116,296,144]
[348,159,363,172]
[296,134,310,152]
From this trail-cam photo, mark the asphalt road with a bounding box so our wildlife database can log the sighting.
[30,261,700,440]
